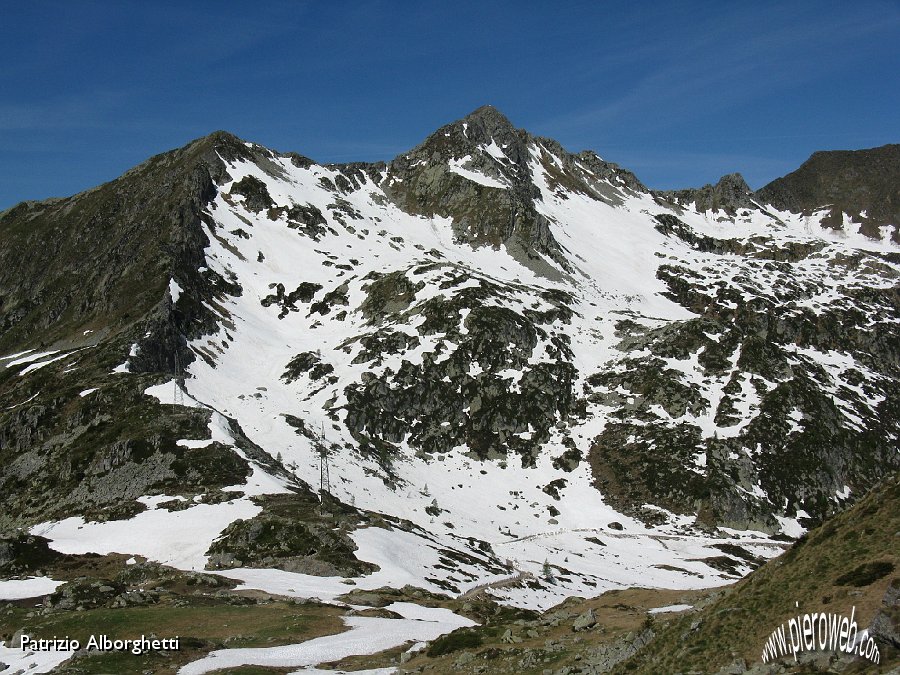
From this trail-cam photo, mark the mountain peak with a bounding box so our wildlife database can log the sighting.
[197,129,245,146]
[394,105,529,173]
[715,172,750,193]
[180,129,250,162]
[461,105,522,144]
[656,172,754,215]
[461,104,517,132]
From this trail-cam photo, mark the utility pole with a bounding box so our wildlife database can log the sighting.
[173,340,185,409]
[318,423,331,497]
[318,423,332,517]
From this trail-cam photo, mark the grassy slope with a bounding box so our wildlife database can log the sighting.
[0,553,346,675]
[615,472,899,673]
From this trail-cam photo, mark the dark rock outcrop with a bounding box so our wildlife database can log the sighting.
[657,172,757,216]
[755,144,900,240]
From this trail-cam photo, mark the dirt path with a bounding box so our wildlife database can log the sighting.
[492,526,789,550]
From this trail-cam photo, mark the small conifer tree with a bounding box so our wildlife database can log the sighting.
[542,559,554,582]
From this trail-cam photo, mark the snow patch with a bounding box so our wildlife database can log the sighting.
[0,642,75,674]
[0,576,64,600]
[169,278,184,303]
[31,496,261,571]
[448,155,508,189]
[649,603,693,614]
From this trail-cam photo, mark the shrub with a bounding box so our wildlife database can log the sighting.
[834,561,894,587]
[426,628,483,657]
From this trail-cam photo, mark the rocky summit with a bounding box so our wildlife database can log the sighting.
[0,106,897,673]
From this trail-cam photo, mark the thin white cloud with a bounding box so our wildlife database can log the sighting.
[537,4,900,136]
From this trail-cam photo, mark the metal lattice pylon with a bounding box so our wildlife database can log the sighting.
[318,423,330,497]
[173,342,185,408]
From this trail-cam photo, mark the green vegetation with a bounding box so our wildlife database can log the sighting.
[0,556,345,675]
[835,561,895,587]
[427,627,484,656]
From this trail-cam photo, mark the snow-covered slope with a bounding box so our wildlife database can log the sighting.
[1,107,898,626]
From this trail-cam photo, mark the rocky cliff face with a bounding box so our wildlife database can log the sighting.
[382,106,646,279]
[656,172,757,216]
[0,110,898,600]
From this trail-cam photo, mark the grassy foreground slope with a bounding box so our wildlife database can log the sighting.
[614,472,898,674]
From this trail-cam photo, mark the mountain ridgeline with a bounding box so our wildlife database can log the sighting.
[0,105,898,562]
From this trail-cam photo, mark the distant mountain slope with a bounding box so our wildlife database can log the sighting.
[755,144,900,240]
[0,132,293,529]
[0,107,897,620]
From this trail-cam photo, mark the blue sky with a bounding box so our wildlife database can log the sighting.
[2,1,898,209]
